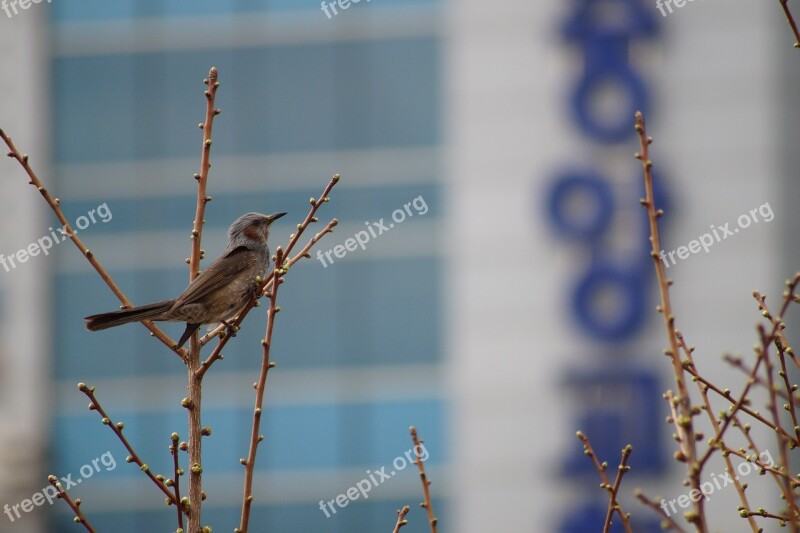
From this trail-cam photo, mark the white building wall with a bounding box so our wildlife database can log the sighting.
[446,0,784,531]
[0,7,51,533]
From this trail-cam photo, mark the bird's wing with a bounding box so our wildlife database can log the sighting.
[173,246,261,307]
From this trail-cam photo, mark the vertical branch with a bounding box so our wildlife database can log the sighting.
[753,291,800,525]
[238,248,285,533]
[634,111,705,531]
[169,433,185,531]
[777,343,800,505]
[604,445,633,533]
[675,333,759,532]
[186,66,221,533]
[410,426,438,533]
[186,326,203,531]
[189,67,219,280]
[758,322,798,528]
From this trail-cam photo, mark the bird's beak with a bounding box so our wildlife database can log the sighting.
[266,212,287,223]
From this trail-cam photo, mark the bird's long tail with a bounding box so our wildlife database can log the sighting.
[85,299,176,331]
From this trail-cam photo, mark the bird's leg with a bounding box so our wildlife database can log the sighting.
[249,281,263,302]
[221,319,238,338]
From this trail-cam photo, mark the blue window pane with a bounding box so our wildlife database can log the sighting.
[53,400,443,475]
[57,184,440,235]
[53,40,440,164]
[51,0,440,22]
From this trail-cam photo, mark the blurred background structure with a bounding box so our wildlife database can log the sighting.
[0,0,797,532]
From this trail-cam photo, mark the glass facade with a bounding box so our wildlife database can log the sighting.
[48,2,445,531]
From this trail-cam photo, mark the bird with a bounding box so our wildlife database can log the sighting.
[85,211,286,348]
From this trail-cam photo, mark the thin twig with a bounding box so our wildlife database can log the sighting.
[685,361,800,446]
[674,332,759,532]
[779,0,800,48]
[757,321,798,528]
[741,509,795,521]
[605,446,633,533]
[635,111,705,531]
[48,475,96,533]
[669,279,800,529]
[721,445,789,484]
[635,489,687,533]
[663,391,690,458]
[723,354,800,407]
[776,351,800,432]
[576,432,633,533]
[776,344,800,479]
[237,247,284,533]
[410,426,438,533]
[701,282,800,465]
[0,128,184,360]
[77,383,178,505]
[737,290,800,526]
[189,66,219,281]
[728,413,793,514]
[277,175,340,261]
[392,505,411,533]
[169,432,185,531]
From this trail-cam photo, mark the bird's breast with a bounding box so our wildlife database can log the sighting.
[204,262,266,321]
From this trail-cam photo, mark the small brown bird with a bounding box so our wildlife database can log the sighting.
[85,212,286,348]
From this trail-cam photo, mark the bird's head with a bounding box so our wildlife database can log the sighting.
[227,212,286,248]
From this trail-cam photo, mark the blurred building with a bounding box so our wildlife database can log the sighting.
[0,0,796,532]
[0,8,51,533]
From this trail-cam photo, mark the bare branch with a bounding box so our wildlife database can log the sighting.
[77,383,178,506]
[635,111,706,530]
[48,474,96,533]
[410,426,438,533]
[237,247,285,532]
[392,505,411,533]
[576,432,633,533]
[779,0,800,48]
[184,66,223,533]
[0,128,184,360]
